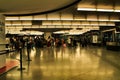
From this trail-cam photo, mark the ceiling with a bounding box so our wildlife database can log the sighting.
[0,0,79,15]
[1,0,120,35]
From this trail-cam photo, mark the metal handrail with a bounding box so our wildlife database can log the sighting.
[0,49,15,55]
[0,48,25,71]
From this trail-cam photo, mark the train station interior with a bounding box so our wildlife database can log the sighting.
[0,0,120,80]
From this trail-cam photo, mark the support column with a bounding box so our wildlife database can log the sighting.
[44,32,52,40]
[0,14,6,69]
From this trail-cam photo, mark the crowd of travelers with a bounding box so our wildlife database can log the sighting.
[79,36,89,47]
[5,35,90,52]
[5,35,90,61]
[6,36,80,51]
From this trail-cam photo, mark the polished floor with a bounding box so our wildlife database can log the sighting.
[0,45,120,80]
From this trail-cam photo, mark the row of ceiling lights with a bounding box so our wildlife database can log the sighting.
[77,8,120,12]
[5,0,120,35]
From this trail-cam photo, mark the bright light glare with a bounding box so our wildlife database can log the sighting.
[77,8,120,13]
[97,9,114,12]
[114,10,120,12]
[54,28,91,35]
[77,8,96,11]
[6,29,44,35]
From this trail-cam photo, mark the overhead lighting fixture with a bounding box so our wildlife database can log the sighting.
[21,31,44,35]
[114,10,120,12]
[5,17,19,20]
[5,19,114,25]
[77,8,120,13]
[77,8,96,11]
[6,28,44,35]
[19,16,32,20]
[98,20,109,21]
[97,9,114,12]
[87,19,97,21]
[53,31,67,34]
[109,20,120,22]
[74,19,86,21]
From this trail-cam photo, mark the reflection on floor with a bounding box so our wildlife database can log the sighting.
[0,45,120,80]
[0,60,19,75]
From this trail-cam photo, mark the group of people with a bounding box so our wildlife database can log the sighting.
[7,36,46,51]
[6,36,80,51]
[79,36,89,47]
[5,35,89,61]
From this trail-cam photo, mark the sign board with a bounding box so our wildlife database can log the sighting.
[92,35,98,43]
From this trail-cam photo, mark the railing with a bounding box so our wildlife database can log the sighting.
[0,48,25,71]
[0,49,15,55]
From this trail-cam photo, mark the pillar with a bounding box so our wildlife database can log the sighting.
[44,32,52,40]
[0,14,6,69]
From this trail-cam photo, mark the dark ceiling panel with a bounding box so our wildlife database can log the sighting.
[22,28,82,32]
[32,20,42,25]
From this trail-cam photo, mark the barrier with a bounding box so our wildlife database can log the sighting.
[17,48,25,71]
[0,48,25,71]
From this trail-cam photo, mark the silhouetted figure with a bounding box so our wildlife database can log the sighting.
[26,38,33,61]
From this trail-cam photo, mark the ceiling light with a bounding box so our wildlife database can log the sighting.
[87,19,97,21]
[98,20,109,21]
[114,10,120,12]
[53,31,66,34]
[97,9,114,12]
[109,20,120,22]
[5,17,19,20]
[77,8,96,11]
[77,8,120,13]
